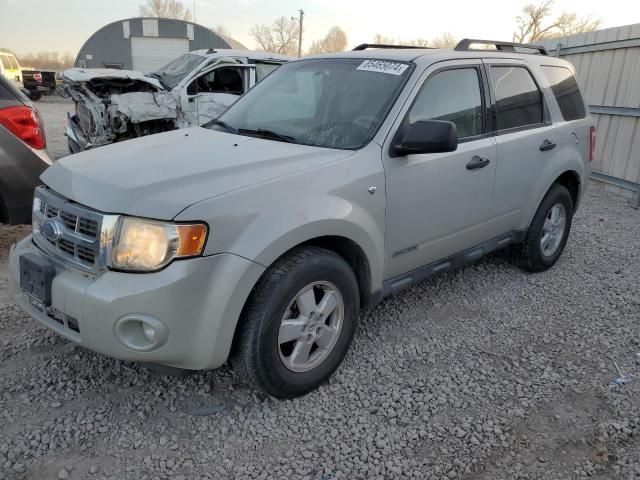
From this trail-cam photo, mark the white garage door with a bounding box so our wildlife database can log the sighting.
[131,37,189,73]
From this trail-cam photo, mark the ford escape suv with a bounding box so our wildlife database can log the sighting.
[9,39,594,398]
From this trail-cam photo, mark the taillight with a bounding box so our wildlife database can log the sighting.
[589,126,596,162]
[33,73,42,82]
[0,105,46,149]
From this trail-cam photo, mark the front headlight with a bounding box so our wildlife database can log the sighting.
[111,217,207,272]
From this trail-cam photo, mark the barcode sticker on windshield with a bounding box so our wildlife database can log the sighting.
[357,60,409,76]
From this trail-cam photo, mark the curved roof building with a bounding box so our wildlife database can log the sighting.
[74,17,248,72]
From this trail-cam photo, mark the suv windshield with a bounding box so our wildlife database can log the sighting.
[211,58,412,150]
[149,53,205,89]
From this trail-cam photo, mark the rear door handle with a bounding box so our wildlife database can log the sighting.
[540,139,557,151]
[466,155,490,170]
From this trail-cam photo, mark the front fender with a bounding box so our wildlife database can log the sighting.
[175,146,387,292]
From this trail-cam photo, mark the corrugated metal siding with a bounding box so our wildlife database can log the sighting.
[542,24,640,184]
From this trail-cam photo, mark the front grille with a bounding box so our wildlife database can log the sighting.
[32,187,112,273]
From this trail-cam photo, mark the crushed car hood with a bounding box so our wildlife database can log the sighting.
[41,128,354,219]
[63,68,164,90]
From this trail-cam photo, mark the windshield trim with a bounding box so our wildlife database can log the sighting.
[215,57,416,151]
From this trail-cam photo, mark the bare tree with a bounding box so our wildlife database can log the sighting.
[250,17,299,56]
[18,51,75,70]
[513,0,600,42]
[307,27,348,55]
[430,33,458,49]
[139,0,192,21]
[212,25,229,37]
[370,33,456,48]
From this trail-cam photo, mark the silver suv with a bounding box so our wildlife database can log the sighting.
[9,39,594,398]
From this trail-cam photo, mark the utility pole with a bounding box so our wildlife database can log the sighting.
[297,9,304,58]
[193,1,196,23]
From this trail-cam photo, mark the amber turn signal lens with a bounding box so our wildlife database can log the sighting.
[176,224,207,257]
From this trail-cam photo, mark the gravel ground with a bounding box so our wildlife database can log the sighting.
[1,184,639,480]
[35,95,73,161]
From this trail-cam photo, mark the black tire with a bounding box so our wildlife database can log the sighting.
[28,91,42,101]
[521,184,573,272]
[232,246,360,399]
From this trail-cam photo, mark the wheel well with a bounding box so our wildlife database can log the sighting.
[554,171,580,211]
[300,236,373,310]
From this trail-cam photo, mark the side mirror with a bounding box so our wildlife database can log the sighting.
[391,120,458,157]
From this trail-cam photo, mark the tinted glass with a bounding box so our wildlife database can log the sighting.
[409,68,483,138]
[541,66,586,121]
[0,55,11,69]
[213,58,411,150]
[490,66,543,130]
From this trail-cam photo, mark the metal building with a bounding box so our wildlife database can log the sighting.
[74,17,247,72]
[541,24,640,206]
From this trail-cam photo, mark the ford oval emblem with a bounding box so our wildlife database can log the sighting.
[41,219,64,242]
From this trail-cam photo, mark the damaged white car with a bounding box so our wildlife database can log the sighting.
[63,49,291,153]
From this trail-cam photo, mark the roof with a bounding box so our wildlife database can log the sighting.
[191,49,293,62]
[305,48,572,66]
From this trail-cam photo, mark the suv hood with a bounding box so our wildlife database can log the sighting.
[41,128,354,219]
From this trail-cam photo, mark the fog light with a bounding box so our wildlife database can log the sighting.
[142,323,156,342]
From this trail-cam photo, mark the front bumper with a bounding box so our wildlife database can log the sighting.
[9,236,265,370]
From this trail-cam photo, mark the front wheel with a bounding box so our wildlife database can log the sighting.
[232,246,360,398]
[521,184,573,272]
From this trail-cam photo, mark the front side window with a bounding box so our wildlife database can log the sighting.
[540,66,586,121]
[409,68,483,139]
[211,58,411,150]
[490,66,543,131]
[187,67,244,95]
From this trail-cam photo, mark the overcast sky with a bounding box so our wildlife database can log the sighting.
[0,0,638,56]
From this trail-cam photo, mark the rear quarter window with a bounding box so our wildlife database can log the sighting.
[0,55,11,69]
[540,65,586,121]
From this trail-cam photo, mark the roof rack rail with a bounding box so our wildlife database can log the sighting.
[454,39,548,55]
[352,43,430,51]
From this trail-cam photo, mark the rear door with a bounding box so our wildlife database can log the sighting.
[483,59,556,233]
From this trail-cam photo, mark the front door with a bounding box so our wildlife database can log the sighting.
[382,61,498,279]
[181,65,250,126]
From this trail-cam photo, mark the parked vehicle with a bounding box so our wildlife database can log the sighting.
[0,76,52,224]
[0,51,23,88]
[63,49,291,153]
[22,68,57,100]
[9,40,594,398]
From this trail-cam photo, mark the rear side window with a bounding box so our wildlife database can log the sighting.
[490,66,543,131]
[0,55,10,69]
[540,66,586,121]
[409,68,483,139]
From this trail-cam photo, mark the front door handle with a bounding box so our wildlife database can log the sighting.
[466,155,491,170]
[540,139,557,151]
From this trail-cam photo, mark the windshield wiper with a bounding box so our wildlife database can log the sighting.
[206,119,238,133]
[238,128,296,143]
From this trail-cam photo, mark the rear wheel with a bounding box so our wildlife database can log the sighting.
[232,246,360,398]
[28,91,42,101]
[521,184,573,272]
